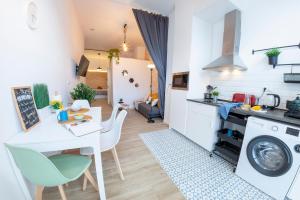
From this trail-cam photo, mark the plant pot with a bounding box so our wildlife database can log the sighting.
[268,56,278,67]
[213,96,218,103]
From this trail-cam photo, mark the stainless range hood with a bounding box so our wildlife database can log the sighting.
[203,9,247,71]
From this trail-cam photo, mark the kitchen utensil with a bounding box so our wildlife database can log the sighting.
[232,93,245,103]
[204,85,216,100]
[259,93,281,109]
[204,93,212,100]
[286,95,300,112]
[232,93,256,106]
[206,85,216,93]
[57,110,69,122]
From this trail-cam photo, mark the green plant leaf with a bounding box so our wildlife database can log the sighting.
[33,83,50,109]
[108,48,120,64]
[265,48,281,57]
[212,91,219,96]
[70,83,96,104]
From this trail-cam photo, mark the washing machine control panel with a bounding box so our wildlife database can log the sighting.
[286,127,300,137]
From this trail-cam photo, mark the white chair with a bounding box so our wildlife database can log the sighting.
[72,100,91,109]
[80,110,127,187]
[101,104,121,133]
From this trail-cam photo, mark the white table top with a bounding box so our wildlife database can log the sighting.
[7,107,102,145]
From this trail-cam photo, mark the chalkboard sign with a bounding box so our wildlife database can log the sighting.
[12,87,40,132]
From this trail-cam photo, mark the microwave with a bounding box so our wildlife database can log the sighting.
[172,72,189,90]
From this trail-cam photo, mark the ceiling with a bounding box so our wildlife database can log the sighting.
[194,0,237,23]
[73,0,174,52]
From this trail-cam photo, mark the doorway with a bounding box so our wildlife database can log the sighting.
[84,50,110,103]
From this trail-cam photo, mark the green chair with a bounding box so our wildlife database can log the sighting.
[5,144,98,200]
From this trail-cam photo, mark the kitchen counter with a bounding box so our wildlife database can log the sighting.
[187,99,300,127]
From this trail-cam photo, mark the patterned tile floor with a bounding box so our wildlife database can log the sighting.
[140,129,274,200]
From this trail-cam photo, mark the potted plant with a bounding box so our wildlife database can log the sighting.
[33,83,50,109]
[70,83,96,104]
[265,48,281,67]
[212,90,219,103]
[108,48,120,64]
[50,100,64,113]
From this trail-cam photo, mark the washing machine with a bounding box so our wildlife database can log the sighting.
[236,117,300,200]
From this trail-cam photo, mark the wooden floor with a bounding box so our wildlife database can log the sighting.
[44,99,184,200]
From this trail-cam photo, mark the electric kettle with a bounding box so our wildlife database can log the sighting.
[260,93,281,109]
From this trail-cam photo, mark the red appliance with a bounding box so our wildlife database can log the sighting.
[232,93,256,106]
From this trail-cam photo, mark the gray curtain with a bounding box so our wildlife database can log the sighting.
[132,9,169,118]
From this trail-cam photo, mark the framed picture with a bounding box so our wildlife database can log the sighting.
[12,86,40,132]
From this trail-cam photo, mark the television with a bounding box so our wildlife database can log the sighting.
[76,55,90,77]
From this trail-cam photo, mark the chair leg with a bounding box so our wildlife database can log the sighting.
[84,169,98,191]
[35,185,44,200]
[58,185,67,200]
[82,175,88,191]
[82,155,92,191]
[112,147,125,180]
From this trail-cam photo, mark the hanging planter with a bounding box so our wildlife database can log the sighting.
[265,48,281,68]
[108,49,120,64]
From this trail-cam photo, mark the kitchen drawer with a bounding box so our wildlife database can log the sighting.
[188,101,218,117]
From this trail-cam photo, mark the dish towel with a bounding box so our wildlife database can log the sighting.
[219,103,243,120]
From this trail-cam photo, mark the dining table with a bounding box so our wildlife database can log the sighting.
[6,106,106,200]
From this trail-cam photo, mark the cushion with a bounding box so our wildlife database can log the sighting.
[151,99,159,107]
[145,93,158,102]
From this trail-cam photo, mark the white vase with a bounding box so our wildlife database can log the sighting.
[55,109,61,116]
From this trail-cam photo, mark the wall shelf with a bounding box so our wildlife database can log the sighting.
[276,63,300,67]
[252,42,300,68]
[252,43,300,55]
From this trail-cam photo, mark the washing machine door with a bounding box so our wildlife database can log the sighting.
[247,135,293,177]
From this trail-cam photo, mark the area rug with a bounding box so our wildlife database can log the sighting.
[140,129,273,200]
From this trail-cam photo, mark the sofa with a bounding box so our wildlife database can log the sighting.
[135,102,161,120]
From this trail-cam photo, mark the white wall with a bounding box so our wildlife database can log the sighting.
[207,0,300,109]
[171,0,194,74]
[168,0,213,132]
[84,50,110,72]
[188,16,212,99]
[163,9,175,124]
[134,46,147,60]
[168,0,195,133]
[112,57,150,108]
[0,0,84,199]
